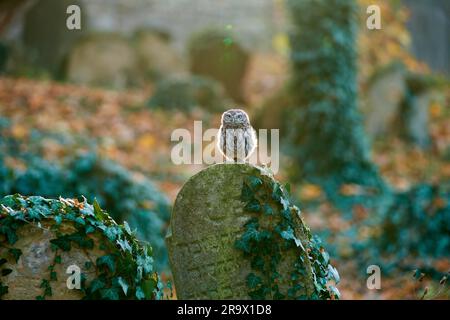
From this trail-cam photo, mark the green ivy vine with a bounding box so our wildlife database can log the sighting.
[0,194,162,300]
[235,170,340,300]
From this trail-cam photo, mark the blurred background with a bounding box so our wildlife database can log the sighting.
[0,0,448,299]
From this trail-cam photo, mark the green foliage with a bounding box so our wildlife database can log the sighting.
[187,28,249,103]
[286,0,387,204]
[235,170,340,300]
[148,75,228,113]
[0,194,162,300]
[0,129,171,271]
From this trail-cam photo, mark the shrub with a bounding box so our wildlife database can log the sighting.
[0,148,171,271]
[376,183,450,260]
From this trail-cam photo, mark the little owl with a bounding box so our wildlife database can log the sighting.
[218,109,257,162]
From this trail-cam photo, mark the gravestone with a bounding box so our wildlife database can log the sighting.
[64,33,139,89]
[167,164,338,299]
[0,195,161,300]
[1,222,103,300]
[133,29,186,80]
[365,64,406,139]
[23,0,86,77]
[188,29,250,103]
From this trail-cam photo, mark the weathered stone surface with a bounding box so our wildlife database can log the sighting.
[22,0,86,76]
[65,33,139,89]
[133,29,186,80]
[365,65,406,139]
[1,221,103,300]
[400,89,444,149]
[166,164,316,299]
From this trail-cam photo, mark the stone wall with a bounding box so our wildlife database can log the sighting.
[83,0,278,52]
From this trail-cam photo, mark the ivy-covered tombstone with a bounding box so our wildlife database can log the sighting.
[0,194,162,300]
[167,164,340,300]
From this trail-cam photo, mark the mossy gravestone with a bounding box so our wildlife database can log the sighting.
[188,29,249,103]
[65,33,139,89]
[167,164,339,300]
[0,195,161,300]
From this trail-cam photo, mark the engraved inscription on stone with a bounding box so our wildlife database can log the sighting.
[167,163,317,300]
[167,164,257,300]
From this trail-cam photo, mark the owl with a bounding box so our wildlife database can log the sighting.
[218,109,257,162]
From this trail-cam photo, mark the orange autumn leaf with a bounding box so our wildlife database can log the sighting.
[137,133,156,149]
[299,184,323,200]
[339,184,364,196]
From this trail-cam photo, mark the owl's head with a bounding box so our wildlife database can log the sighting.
[221,109,250,127]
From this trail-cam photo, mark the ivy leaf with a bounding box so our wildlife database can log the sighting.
[93,199,107,222]
[328,264,340,284]
[142,278,157,299]
[1,268,13,276]
[54,215,62,225]
[116,277,129,296]
[280,227,295,241]
[272,184,283,201]
[104,227,118,242]
[135,286,146,300]
[117,238,132,253]
[244,199,261,213]
[100,287,120,300]
[50,271,57,281]
[50,237,71,251]
[246,273,262,289]
[54,255,62,264]
[284,183,291,194]
[280,197,290,210]
[262,204,273,216]
[96,255,116,273]
[74,217,85,226]
[85,225,95,234]
[247,176,263,190]
[329,285,341,299]
[241,183,253,202]
[5,228,18,245]
[0,283,8,297]
[123,221,132,236]
[89,278,105,293]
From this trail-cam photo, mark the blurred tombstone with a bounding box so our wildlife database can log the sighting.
[166,164,318,299]
[64,33,139,89]
[188,29,250,103]
[365,63,406,139]
[401,92,431,148]
[404,0,450,76]
[22,0,86,77]
[148,75,229,113]
[133,29,186,81]
[398,74,446,149]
